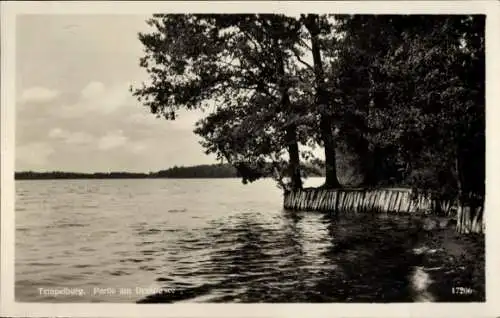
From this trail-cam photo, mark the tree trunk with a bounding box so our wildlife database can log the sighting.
[471,204,484,233]
[277,44,302,190]
[455,148,484,234]
[320,115,341,188]
[455,150,467,233]
[285,125,302,190]
[304,14,341,188]
[360,147,381,187]
[344,136,377,187]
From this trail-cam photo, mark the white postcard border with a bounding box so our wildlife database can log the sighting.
[2,1,499,317]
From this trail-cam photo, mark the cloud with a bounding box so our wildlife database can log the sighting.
[19,87,60,104]
[125,112,155,125]
[98,130,128,150]
[128,142,147,154]
[57,104,85,119]
[125,108,204,131]
[96,84,131,114]
[65,131,94,145]
[48,127,64,138]
[81,81,105,99]
[48,128,94,145]
[57,82,133,118]
[16,142,54,166]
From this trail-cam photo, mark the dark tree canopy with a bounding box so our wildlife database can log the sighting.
[132,14,485,232]
[132,14,331,190]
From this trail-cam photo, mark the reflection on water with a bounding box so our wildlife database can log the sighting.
[16,178,444,303]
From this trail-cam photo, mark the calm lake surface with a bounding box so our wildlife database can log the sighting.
[15,178,467,303]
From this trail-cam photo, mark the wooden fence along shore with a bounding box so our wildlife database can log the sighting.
[283,188,443,215]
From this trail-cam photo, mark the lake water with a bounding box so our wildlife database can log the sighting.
[16,178,450,303]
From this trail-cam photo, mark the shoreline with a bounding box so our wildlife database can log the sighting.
[137,215,485,303]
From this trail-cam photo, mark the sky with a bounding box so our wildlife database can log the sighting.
[16,15,218,173]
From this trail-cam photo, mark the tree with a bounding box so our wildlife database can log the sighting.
[329,15,485,233]
[301,14,342,188]
[325,15,412,187]
[131,14,311,190]
[381,15,484,233]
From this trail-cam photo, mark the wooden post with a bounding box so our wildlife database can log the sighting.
[283,187,457,216]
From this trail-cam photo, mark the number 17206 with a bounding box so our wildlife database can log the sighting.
[452,287,474,295]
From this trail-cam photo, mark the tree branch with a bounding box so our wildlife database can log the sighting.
[291,47,314,71]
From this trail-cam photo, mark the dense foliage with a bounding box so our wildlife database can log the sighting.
[331,15,484,197]
[132,14,485,233]
[132,14,347,190]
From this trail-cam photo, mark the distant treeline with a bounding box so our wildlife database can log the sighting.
[155,164,238,178]
[15,171,151,180]
[15,163,324,180]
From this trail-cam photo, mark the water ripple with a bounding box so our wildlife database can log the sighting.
[15,179,483,303]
